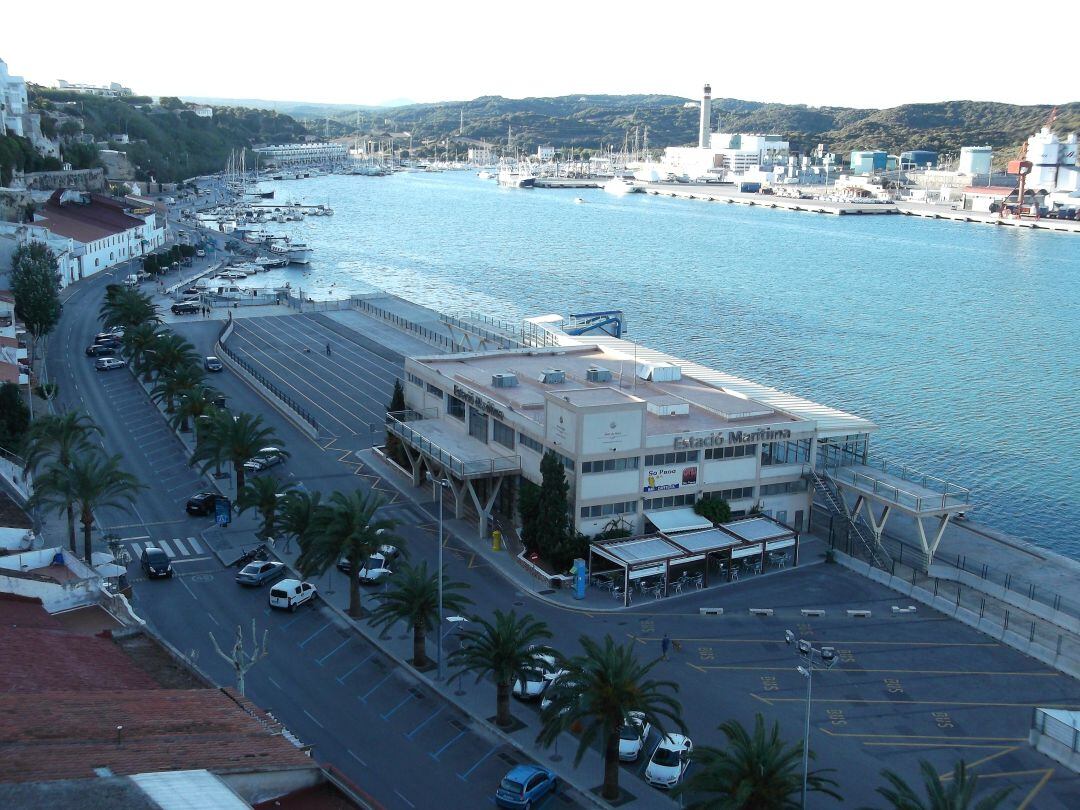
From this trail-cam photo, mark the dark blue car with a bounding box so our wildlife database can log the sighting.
[495,764,556,809]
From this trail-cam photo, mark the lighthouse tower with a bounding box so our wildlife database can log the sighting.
[698,83,712,148]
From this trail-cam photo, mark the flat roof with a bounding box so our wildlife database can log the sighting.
[720,517,795,543]
[666,527,742,553]
[645,507,713,534]
[414,345,801,435]
[593,536,684,567]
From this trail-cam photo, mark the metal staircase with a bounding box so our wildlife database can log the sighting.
[809,468,892,569]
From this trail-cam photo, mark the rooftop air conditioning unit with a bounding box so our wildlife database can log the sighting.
[491,373,518,388]
[647,401,690,417]
[636,361,682,382]
[586,366,613,383]
[538,368,566,384]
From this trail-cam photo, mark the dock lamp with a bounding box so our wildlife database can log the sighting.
[426,471,452,681]
[785,631,837,809]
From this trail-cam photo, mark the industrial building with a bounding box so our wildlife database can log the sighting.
[899,150,938,169]
[849,150,888,175]
[959,146,993,176]
[253,142,348,166]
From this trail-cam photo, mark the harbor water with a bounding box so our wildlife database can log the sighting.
[251,171,1080,557]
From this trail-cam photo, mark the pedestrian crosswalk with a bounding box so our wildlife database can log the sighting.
[124,536,208,561]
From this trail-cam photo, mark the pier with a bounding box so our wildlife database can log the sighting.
[895,202,1080,234]
[641,184,899,215]
[533,177,602,189]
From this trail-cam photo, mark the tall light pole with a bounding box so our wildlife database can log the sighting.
[426,471,451,680]
[784,630,836,809]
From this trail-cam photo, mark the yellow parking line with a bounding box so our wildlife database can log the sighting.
[821,730,1023,743]
[940,746,1020,778]
[695,664,1057,676]
[864,742,1020,749]
[639,637,999,647]
[750,693,1080,709]
[1017,770,1055,809]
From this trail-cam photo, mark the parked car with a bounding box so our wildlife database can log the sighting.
[337,543,398,573]
[269,579,316,611]
[512,650,557,700]
[186,491,218,516]
[140,547,173,579]
[181,287,201,299]
[619,712,652,761]
[196,249,206,258]
[356,553,393,584]
[94,332,120,344]
[171,301,200,315]
[95,357,126,371]
[104,325,125,337]
[236,560,286,586]
[204,356,223,372]
[495,765,557,809]
[86,343,117,357]
[243,446,286,473]
[644,734,693,789]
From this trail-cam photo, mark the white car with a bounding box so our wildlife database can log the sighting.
[95,357,126,371]
[540,670,576,714]
[619,711,652,761]
[512,651,557,700]
[644,734,693,789]
[269,578,316,611]
[356,552,393,584]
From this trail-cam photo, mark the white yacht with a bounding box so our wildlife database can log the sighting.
[602,176,641,196]
[269,240,313,265]
[255,255,289,270]
[497,163,535,189]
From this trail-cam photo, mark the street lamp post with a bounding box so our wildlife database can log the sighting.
[426,471,451,680]
[784,630,837,809]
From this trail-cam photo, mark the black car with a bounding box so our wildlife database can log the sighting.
[86,343,117,357]
[186,491,217,516]
[204,356,223,372]
[140,547,173,578]
[172,301,200,315]
[94,333,121,345]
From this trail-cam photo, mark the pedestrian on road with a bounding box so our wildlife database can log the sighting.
[661,633,671,661]
[325,342,332,357]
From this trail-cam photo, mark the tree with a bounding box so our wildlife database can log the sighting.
[209,620,268,697]
[0,382,30,457]
[369,561,472,668]
[676,713,840,809]
[191,410,283,492]
[871,760,1012,810]
[237,474,295,541]
[384,379,407,466]
[146,332,198,379]
[22,411,100,554]
[278,489,322,552]
[151,363,204,413]
[100,286,159,329]
[517,479,541,552]
[296,489,400,618]
[169,383,220,433]
[10,242,62,375]
[32,451,144,562]
[121,321,163,381]
[530,450,575,568]
[539,635,684,801]
[450,609,553,728]
[695,494,731,525]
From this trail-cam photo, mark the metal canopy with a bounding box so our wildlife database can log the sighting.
[719,516,795,544]
[644,507,713,534]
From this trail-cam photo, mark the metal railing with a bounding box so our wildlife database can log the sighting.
[440,313,524,349]
[820,453,971,512]
[809,469,891,569]
[1033,708,1080,753]
[216,339,318,433]
[350,296,460,351]
[385,412,520,478]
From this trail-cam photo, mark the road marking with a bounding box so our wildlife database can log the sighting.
[171,556,213,565]
[178,576,198,601]
[172,537,189,555]
[359,671,394,703]
[645,636,999,648]
[267,676,283,690]
[405,706,445,740]
[302,709,324,729]
[430,729,467,761]
[941,747,1022,779]
[206,612,220,627]
[347,749,367,767]
[394,789,416,809]
[821,729,1024,743]
[336,650,377,684]
[380,691,419,722]
[1017,769,1055,810]
[187,536,204,553]
[750,693,1080,709]
[158,539,175,556]
[129,542,145,557]
[298,622,332,649]
[695,664,1058,677]
[458,744,500,781]
[864,742,1024,749]
[315,638,350,666]
[119,535,150,542]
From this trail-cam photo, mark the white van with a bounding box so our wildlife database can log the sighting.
[269,579,316,611]
[123,274,140,287]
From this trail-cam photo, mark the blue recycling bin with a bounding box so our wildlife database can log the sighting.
[573,558,587,600]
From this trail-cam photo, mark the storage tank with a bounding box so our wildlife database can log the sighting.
[959,146,992,176]
[1027,127,1060,189]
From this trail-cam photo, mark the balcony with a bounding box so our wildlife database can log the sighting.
[387,411,520,479]
[821,453,970,514]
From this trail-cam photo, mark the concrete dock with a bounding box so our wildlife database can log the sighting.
[641,183,899,215]
[896,202,1080,234]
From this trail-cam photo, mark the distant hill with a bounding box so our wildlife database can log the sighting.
[29,88,308,181]
[323,94,1080,161]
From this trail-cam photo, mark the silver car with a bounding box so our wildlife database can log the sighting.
[235,560,286,586]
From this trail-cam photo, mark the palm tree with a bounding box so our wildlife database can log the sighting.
[450,609,553,729]
[539,634,684,801]
[23,411,101,554]
[169,383,220,433]
[369,561,471,668]
[31,451,144,562]
[191,411,283,492]
[278,489,322,552]
[236,474,296,541]
[676,713,840,809]
[122,321,163,381]
[296,489,400,618]
[146,333,198,379]
[151,364,205,413]
[100,287,159,329]
[872,760,1012,810]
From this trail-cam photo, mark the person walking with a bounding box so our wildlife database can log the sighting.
[661,633,671,661]
[325,342,332,357]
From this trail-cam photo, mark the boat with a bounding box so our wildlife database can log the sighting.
[255,255,289,270]
[477,170,494,180]
[574,197,585,204]
[497,164,535,189]
[602,176,641,196]
[268,240,313,265]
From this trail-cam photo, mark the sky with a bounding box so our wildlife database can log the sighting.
[4,1,1077,110]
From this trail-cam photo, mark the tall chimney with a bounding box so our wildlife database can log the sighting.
[699,83,712,148]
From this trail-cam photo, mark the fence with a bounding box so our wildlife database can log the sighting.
[440,313,523,349]
[1032,708,1080,754]
[350,296,460,351]
[284,295,352,313]
[385,412,520,478]
[216,338,318,434]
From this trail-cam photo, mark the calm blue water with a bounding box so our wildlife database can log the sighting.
[253,172,1080,556]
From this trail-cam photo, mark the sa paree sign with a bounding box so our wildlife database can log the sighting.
[643,464,698,493]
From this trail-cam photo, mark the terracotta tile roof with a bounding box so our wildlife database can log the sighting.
[0,626,159,693]
[0,688,313,783]
[0,362,21,383]
[0,594,63,629]
[37,191,147,245]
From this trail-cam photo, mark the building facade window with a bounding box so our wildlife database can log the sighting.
[581,457,640,474]
[762,438,811,466]
[703,486,755,501]
[425,382,444,399]
[554,451,575,472]
[493,419,515,449]
[705,443,756,460]
[643,451,700,466]
[468,408,488,444]
[642,492,697,510]
[518,432,544,454]
[407,372,424,387]
[447,394,465,420]
[759,479,809,496]
[580,500,637,519]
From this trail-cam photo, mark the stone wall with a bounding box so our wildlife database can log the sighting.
[20,168,106,192]
[0,187,33,222]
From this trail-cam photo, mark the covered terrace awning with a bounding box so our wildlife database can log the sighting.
[643,507,713,534]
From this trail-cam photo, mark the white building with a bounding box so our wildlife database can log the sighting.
[958,146,993,176]
[56,79,133,97]
[194,106,213,118]
[0,222,80,289]
[1024,126,1080,193]
[1,57,28,137]
[537,145,556,161]
[253,142,348,166]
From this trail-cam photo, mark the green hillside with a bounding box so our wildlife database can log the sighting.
[29,88,308,182]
